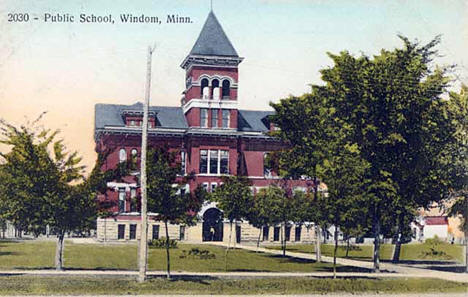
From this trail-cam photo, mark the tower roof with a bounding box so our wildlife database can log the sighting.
[189,11,238,57]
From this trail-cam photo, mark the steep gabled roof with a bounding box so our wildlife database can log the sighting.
[189,11,238,57]
[95,102,188,130]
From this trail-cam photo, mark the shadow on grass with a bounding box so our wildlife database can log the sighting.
[0,251,17,256]
[147,274,218,285]
[381,259,458,265]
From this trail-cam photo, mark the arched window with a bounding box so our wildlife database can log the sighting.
[200,78,209,98]
[119,148,127,163]
[222,80,230,99]
[131,149,138,157]
[212,79,220,100]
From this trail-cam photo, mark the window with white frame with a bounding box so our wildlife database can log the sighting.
[118,189,126,213]
[200,108,208,128]
[180,151,186,175]
[199,149,229,175]
[130,188,137,212]
[211,109,219,128]
[211,182,217,192]
[119,148,127,163]
[222,110,230,128]
[202,182,209,191]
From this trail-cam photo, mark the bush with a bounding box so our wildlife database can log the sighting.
[420,236,452,260]
[179,248,216,259]
[148,237,178,249]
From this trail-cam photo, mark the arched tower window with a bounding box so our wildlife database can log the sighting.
[222,80,230,99]
[212,79,220,100]
[119,148,127,163]
[201,78,209,99]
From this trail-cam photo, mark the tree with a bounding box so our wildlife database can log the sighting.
[270,93,333,262]
[145,147,204,279]
[446,84,468,273]
[245,188,272,251]
[0,116,119,270]
[312,36,454,271]
[211,176,253,271]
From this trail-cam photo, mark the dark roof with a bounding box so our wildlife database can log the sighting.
[189,11,238,57]
[95,102,188,130]
[238,110,274,132]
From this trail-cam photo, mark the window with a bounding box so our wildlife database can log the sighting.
[200,150,208,174]
[118,224,125,240]
[222,110,230,128]
[222,80,230,99]
[201,78,209,98]
[131,149,138,157]
[209,150,218,174]
[130,120,135,126]
[118,189,126,213]
[212,79,220,100]
[285,226,291,241]
[129,224,137,240]
[199,150,229,175]
[152,225,160,240]
[130,188,137,212]
[200,109,208,128]
[220,150,229,174]
[180,151,186,175]
[210,183,217,192]
[119,148,127,163]
[202,182,209,191]
[262,226,269,241]
[264,152,272,177]
[179,226,186,241]
[273,227,280,241]
[295,225,302,241]
[211,109,219,128]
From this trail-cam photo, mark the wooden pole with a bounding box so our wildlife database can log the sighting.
[138,45,154,283]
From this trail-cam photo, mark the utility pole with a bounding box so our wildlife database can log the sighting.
[138,45,155,283]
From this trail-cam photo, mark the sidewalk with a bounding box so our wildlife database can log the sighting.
[206,242,468,283]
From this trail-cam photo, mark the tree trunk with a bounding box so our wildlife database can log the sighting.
[465,228,468,274]
[55,232,65,270]
[256,227,262,253]
[225,220,233,272]
[392,215,402,263]
[315,225,322,263]
[282,222,287,257]
[333,226,338,279]
[164,221,171,279]
[346,237,350,258]
[373,208,381,273]
[280,223,284,257]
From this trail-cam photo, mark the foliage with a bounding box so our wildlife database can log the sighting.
[179,248,216,259]
[149,238,178,249]
[271,35,459,270]
[144,146,204,278]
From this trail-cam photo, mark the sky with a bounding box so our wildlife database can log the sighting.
[1,0,467,172]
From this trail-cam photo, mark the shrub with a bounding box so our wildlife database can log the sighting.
[148,237,178,249]
[179,248,216,259]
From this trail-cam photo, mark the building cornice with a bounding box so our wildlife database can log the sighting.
[181,54,244,69]
[182,98,238,114]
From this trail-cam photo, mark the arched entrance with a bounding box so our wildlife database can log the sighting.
[202,208,223,241]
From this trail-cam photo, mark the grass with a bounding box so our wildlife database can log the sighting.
[0,275,466,295]
[267,242,465,263]
[0,240,362,272]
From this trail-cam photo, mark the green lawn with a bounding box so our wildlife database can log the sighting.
[0,240,362,272]
[267,242,465,263]
[0,276,466,295]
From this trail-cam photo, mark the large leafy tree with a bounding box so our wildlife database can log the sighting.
[0,116,113,270]
[145,147,204,279]
[210,176,253,270]
[446,84,468,273]
[271,36,457,272]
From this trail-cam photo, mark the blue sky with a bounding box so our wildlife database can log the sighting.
[1,0,467,169]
